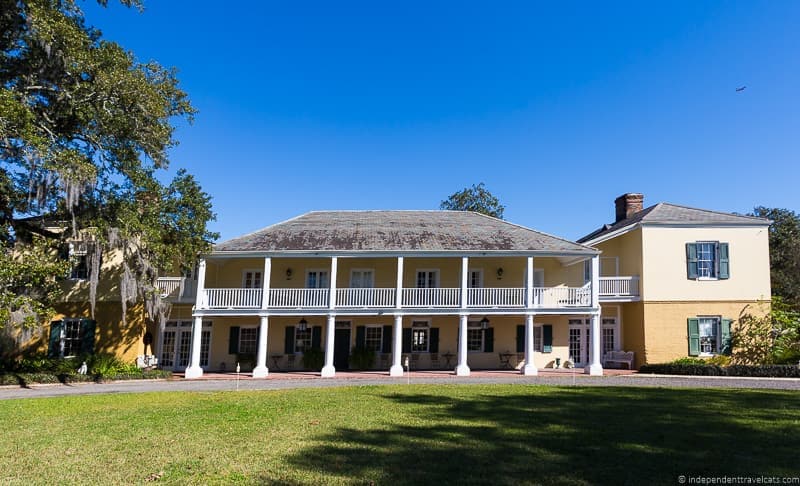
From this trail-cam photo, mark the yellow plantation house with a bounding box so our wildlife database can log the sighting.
[33,193,771,377]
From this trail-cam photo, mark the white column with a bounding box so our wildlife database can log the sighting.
[456,314,470,376]
[321,315,336,377]
[184,316,204,378]
[591,254,600,308]
[460,256,468,309]
[252,316,269,378]
[526,256,534,308]
[194,258,207,309]
[390,315,403,376]
[261,257,271,310]
[329,256,338,309]
[585,313,603,375]
[395,256,403,308]
[522,314,538,375]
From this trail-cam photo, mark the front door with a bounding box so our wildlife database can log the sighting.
[160,321,211,371]
[334,328,351,370]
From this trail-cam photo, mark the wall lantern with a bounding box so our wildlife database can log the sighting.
[286,268,293,280]
[480,316,490,329]
[298,317,308,331]
[496,267,504,280]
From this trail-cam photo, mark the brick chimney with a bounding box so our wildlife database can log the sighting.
[614,193,644,222]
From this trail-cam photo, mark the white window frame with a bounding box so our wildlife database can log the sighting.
[350,269,375,288]
[238,326,258,355]
[533,325,543,353]
[411,320,430,352]
[306,269,330,289]
[242,270,263,289]
[67,241,90,281]
[698,316,722,356]
[468,269,483,289]
[295,325,312,353]
[467,320,484,352]
[364,325,383,352]
[696,241,718,280]
[61,318,83,358]
[416,269,440,288]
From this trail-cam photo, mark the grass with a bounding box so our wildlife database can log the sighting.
[0,385,798,485]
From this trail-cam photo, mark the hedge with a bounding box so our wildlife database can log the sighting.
[0,369,172,387]
[638,363,800,378]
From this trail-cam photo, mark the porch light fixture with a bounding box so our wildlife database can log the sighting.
[298,317,308,331]
[480,317,490,329]
[286,268,293,280]
[496,267,504,280]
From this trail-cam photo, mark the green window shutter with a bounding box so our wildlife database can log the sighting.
[687,318,700,356]
[311,326,322,350]
[516,325,525,353]
[228,326,240,355]
[284,326,295,354]
[542,325,553,353]
[483,327,494,352]
[381,325,392,353]
[402,328,412,353]
[355,326,366,348]
[720,318,733,355]
[79,319,96,355]
[48,320,63,358]
[429,328,439,353]
[686,243,698,279]
[718,243,730,279]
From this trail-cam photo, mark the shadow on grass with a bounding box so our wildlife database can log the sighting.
[260,386,800,485]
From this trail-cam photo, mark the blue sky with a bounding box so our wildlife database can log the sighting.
[83,1,800,242]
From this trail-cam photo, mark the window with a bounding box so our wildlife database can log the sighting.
[467,329,483,351]
[416,270,439,288]
[468,269,483,288]
[242,271,262,289]
[602,328,615,355]
[306,270,329,289]
[533,326,543,352]
[350,270,374,288]
[238,327,257,354]
[63,319,82,357]
[295,326,312,353]
[65,241,90,280]
[686,242,729,280]
[412,321,429,352]
[364,326,382,352]
[698,317,720,355]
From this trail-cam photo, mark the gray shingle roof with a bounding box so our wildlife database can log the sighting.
[214,211,595,254]
[578,203,769,243]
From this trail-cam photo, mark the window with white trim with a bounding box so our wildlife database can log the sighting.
[63,319,82,357]
[468,269,483,288]
[467,329,483,351]
[697,243,716,279]
[412,321,429,352]
[416,270,439,288]
[533,325,543,352]
[699,317,720,355]
[295,327,312,353]
[306,270,329,289]
[365,326,382,352]
[239,327,257,354]
[242,270,262,289]
[350,269,374,288]
[687,241,729,280]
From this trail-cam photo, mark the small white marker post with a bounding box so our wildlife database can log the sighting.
[404,356,409,385]
[236,362,240,391]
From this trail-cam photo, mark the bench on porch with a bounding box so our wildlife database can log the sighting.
[603,351,634,369]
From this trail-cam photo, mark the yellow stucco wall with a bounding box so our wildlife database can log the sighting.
[641,226,770,301]
[592,228,643,278]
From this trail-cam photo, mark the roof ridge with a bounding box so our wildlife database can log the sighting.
[471,211,598,251]
[651,202,768,222]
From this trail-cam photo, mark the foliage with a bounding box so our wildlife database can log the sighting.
[349,345,375,370]
[301,347,324,371]
[639,363,800,377]
[0,386,799,483]
[87,353,139,377]
[235,353,256,371]
[440,182,505,219]
[731,297,800,365]
[0,0,217,331]
[752,207,800,310]
[0,352,170,384]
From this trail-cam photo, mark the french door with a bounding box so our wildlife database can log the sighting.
[568,318,618,366]
[160,321,211,371]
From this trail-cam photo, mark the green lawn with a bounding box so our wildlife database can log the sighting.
[0,385,798,485]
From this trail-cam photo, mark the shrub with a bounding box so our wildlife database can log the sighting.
[88,354,137,378]
[670,357,708,366]
[301,348,324,371]
[349,346,375,370]
[639,363,800,377]
[235,353,256,371]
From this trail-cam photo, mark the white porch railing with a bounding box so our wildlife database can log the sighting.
[532,286,591,307]
[156,277,181,298]
[204,288,262,308]
[467,288,526,308]
[402,288,460,308]
[269,288,330,308]
[336,288,396,308]
[599,276,640,297]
